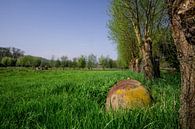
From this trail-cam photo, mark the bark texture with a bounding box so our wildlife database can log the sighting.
[142,37,154,79]
[168,0,195,128]
[129,58,142,73]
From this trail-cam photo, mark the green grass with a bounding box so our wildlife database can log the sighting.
[0,68,180,129]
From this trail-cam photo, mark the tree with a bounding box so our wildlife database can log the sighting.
[40,58,50,67]
[77,55,86,69]
[16,55,41,67]
[61,56,68,68]
[16,56,28,67]
[0,47,12,63]
[16,57,23,67]
[158,37,180,70]
[55,59,61,67]
[67,60,73,68]
[32,57,41,67]
[0,47,11,57]
[98,55,115,69]
[107,58,114,68]
[99,55,107,69]
[87,54,97,69]
[10,47,24,59]
[50,55,56,67]
[72,57,78,68]
[109,0,166,79]
[1,57,14,66]
[108,0,139,68]
[167,0,195,128]
[0,47,24,60]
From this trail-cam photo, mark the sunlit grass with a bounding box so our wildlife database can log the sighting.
[0,68,180,129]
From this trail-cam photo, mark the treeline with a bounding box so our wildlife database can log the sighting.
[0,47,24,67]
[0,47,118,69]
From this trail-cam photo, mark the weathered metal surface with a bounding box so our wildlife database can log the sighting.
[106,79,152,111]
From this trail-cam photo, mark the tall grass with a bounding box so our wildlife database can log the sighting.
[0,68,180,129]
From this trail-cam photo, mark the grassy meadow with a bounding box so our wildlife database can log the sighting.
[0,68,180,129]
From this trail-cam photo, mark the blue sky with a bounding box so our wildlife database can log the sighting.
[0,0,117,59]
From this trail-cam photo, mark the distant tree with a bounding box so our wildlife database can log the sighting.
[55,59,61,67]
[0,47,24,60]
[16,55,41,67]
[87,54,97,69]
[61,56,68,68]
[32,57,41,67]
[72,57,78,68]
[50,55,55,67]
[0,47,11,56]
[99,55,107,69]
[77,55,86,69]
[40,58,50,67]
[112,60,118,68]
[0,47,24,66]
[103,56,116,68]
[1,57,14,66]
[67,60,73,68]
[107,58,114,68]
[0,47,11,61]
[20,56,31,67]
[16,57,23,66]
[10,47,24,59]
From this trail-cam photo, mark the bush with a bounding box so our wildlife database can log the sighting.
[1,57,15,66]
[16,56,41,67]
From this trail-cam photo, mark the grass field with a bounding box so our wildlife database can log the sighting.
[0,68,180,129]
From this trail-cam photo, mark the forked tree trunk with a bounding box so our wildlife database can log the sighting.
[131,13,157,79]
[168,0,195,128]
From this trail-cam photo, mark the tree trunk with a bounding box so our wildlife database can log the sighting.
[129,58,136,71]
[135,58,142,73]
[131,5,158,79]
[129,58,142,73]
[142,37,155,80]
[168,0,195,128]
[153,56,160,78]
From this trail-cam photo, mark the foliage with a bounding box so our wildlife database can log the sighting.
[99,55,107,69]
[108,0,170,73]
[99,55,117,69]
[10,47,24,59]
[77,55,86,68]
[16,55,41,67]
[158,30,180,70]
[40,58,50,67]
[0,47,24,66]
[1,57,15,66]
[87,54,97,69]
[72,57,78,68]
[0,47,117,69]
[108,0,139,67]
[0,68,180,129]
[55,59,61,67]
[0,47,12,60]
[50,56,56,67]
[61,56,69,68]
